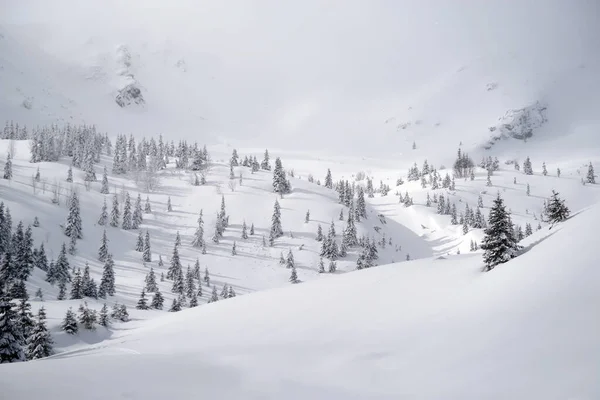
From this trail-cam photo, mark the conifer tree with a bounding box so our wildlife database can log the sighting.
[328,260,337,273]
[98,304,109,327]
[151,290,164,310]
[64,191,83,239]
[175,231,181,247]
[136,231,144,252]
[261,149,271,170]
[15,297,35,343]
[122,192,132,230]
[78,302,97,330]
[204,267,210,286]
[324,169,333,189]
[70,268,83,300]
[316,224,323,241]
[61,308,78,335]
[0,295,24,363]
[481,194,520,271]
[81,262,96,298]
[54,243,71,284]
[66,165,73,182]
[286,249,295,269]
[189,292,199,307]
[171,266,185,295]
[220,284,229,298]
[144,196,152,213]
[167,196,173,212]
[26,307,53,360]
[208,286,219,303]
[289,267,299,284]
[3,153,13,180]
[100,166,109,194]
[557,167,561,178]
[34,288,43,300]
[110,194,120,227]
[185,267,196,299]
[167,245,182,280]
[545,190,570,224]
[587,162,596,184]
[142,231,152,262]
[270,199,283,239]
[272,157,290,195]
[145,267,158,293]
[99,254,116,298]
[523,157,533,175]
[525,223,533,237]
[542,162,548,176]
[191,210,205,248]
[231,241,237,256]
[132,194,143,229]
[168,298,181,312]
[450,204,458,225]
[98,230,109,262]
[239,220,248,240]
[57,281,67,300]
[136,289,150,310]
[98,198,108,226]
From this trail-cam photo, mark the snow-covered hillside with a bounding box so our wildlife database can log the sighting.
[3,197,600,399]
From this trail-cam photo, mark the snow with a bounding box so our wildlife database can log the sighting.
[2,199,600,399]
[1,1,600,398]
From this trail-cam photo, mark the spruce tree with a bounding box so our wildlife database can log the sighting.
[3,154,13,180]
[208,286,219,303]
[99,254,116,297]
[324,169,333,189]
[167,196,172,212]
[54,243,71,284]
[175,231,181,247]
[26,307,53,360]
[273,157,290,194]
[587,162,596,184]
[61,308,78,335]
[143,231,152,262]
[191,210,205,248]
[204,267,210,286]
[70,268,83,299]
[98,198,108,226]
[57,281,67,300]
[481,194,520,271]
[286,249,295,269]
[78,302,97,330]
[289,267,299,284]
[185,267,196,299]
[250,223,255,235]
[0,295,24,363]
[171,268,185,295]
[136,289,150,310]
[132,194,143,229]
[98,229,109,262]
[136,231,144,252]
[241,220,248,239]
[328,260,337,273]
[145,267,158,292]
[542,162,548,176]
[545,190,570,223]
[100,166,109,194]
[110,194,120,227]
[270,199,283,239]
[144,196,152,213]
[167,245,181,280]
[231,241,237,256]
[169,298,181,312]
[122,192,132,230]
[64,191,83,239]
[16,297,35,343]
[99,304,109,327]
[316,224,323,241]
[151,290,164,310]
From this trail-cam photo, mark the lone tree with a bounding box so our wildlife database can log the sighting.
[587,162,596,184]
[545,190,570,224]
[480,193,520,271]
[64,191,83,239]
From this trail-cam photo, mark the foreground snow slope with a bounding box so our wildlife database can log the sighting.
[3,202,599,399]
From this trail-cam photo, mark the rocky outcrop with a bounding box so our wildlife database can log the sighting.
[485,101,547,149]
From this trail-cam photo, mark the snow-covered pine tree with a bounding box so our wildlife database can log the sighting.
[480,193,520,271]
[166,196,172,211]
[0,294,25,363]
[286,249,295,269]
[61,308,78,335]
[3,153,13,180]
[191,210,205,248]
[145,267,158,293]
[324,169,333,189]
[98,198,108,226]
[66,165,73,182]
[356,187,367,218]
[450,204,458,225]
[587,162,596,184]
[523,157,533,175]
[70,268,83,300]
[78,302,97,330]
[289,267,299,284]
[98,304,109,327]
[26,307,53,360]
[231,241,237,256]
[167,245,182,280]
[57,281,67,300]
[328,260,337,273]
[100,166,109,194]
[270,199,283,239]
[175,230,181,247]
[136,289,150,310]
[272,157,290,195]
[486,169,492,187]
[316,224,323,241]
[168,298,181,312]
[144,196,152,213]
[98,230,109,262]
[542,162,548,176]
[143,231,152,262]
[545,190,570,224]
[135,231,144,252]
[53,243,71,284]
[525,223,533,237]
[261,149,271,171]
[250,223,255,235]
[151,290,164,310]
[121,192,132,230]
[208,286,219,303]
[82,263,97,299]
[110,194,120,227]
[99,254,116,298]
[64,191,83,239]
[132,194,143,229]
[478,195,484,208]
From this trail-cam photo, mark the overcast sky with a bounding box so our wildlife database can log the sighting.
[2,0,598,155]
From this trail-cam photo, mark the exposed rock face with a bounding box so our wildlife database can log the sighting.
[485,101,547,148]
[115,82,144,108]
